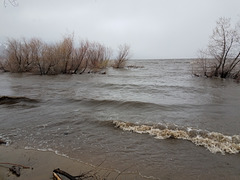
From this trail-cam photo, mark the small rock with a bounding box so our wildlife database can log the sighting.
[0,139,6,145]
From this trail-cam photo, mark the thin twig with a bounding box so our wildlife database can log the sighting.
[0,162,31,169]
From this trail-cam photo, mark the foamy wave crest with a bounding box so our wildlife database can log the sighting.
[113,121,240,155]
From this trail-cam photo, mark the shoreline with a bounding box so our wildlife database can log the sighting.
[0,145,146,180]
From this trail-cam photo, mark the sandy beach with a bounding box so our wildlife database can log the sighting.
[0,145,145,180]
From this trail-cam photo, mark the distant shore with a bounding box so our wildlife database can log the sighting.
[0,145,145,180]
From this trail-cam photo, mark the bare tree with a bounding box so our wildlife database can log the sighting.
[3,0,18,7]
[113,44,130,68]
[195,17,240,79]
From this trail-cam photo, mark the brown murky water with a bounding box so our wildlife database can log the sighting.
[1,59,240,179]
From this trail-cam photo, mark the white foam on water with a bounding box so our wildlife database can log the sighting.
[24,146,70,158]
[113,120,240,155]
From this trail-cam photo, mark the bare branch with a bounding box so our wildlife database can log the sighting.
[193,17,240,79]
[113,44,130,68]
[4,0,18,7]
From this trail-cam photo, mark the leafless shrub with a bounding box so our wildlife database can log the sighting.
[87,42,112,73]
[70,40,90,74]
[2,36,130,75]
[55,35,74,74]
[192,50,215,77]
[27,38,45,74]
[0,52,7,72]
[4,38,33,73]
[38,44,59,75]
[112,44,130,68]
[0,60,6,72]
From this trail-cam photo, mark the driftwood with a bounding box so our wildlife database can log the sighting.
[0,139,6,145]
[53,168,92,180]
[0,162,31,169]
[53,168,77,180]
[0,162,32,177]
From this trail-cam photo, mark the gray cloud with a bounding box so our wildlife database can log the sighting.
[0,0,240,59]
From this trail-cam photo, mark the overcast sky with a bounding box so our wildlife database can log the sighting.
[0,0,240,59]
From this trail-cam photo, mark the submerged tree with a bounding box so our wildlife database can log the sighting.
[112,44,130,68]
[193,17,240,79]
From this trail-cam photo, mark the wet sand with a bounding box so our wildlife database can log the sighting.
[0,146,145,180]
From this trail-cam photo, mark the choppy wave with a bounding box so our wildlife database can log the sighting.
[113,120,240,155]
[71,98,178,111]
[0,134,10,145]
[0,96,39,105]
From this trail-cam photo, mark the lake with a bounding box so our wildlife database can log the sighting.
[0,59,240,179]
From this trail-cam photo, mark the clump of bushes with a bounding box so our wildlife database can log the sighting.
[0,36,130,75]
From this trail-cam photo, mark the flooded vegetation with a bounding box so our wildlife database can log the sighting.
[192,18,240,80]
[0,36,130,75]
[1,59,240,179]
